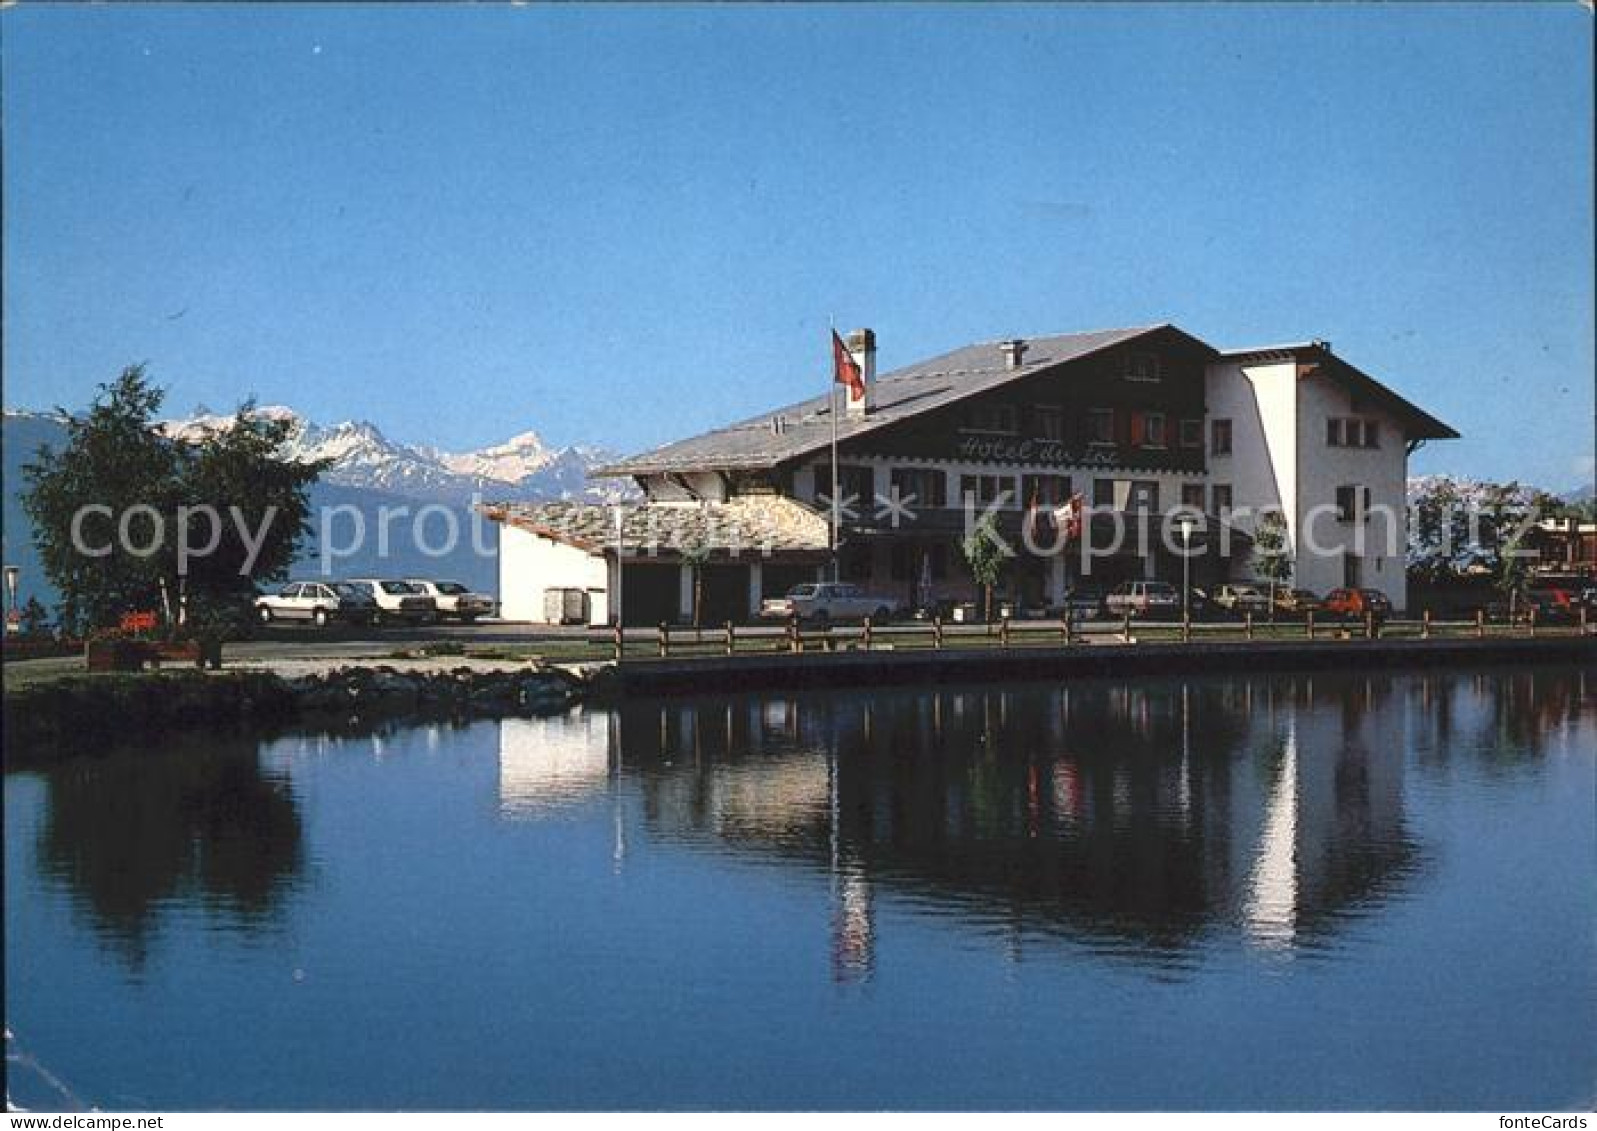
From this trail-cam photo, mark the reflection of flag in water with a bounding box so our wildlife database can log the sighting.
[831,863,875,984]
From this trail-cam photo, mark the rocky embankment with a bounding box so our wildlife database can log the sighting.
[3,664,589,762]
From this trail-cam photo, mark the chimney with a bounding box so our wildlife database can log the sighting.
[999,339,1028,370]
[845,328,876,417]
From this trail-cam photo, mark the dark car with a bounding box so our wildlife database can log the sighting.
[1060,586,1106,621]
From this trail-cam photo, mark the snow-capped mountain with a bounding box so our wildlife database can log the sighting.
[159,407,634,504]
[4,407,634,607]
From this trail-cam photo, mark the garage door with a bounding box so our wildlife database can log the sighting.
[620,563,679,627]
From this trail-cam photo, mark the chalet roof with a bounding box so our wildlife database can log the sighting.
[593,324,1192,477]
[481,494,831,557]
[1219,342,1459,441]
[594,324,1457,479]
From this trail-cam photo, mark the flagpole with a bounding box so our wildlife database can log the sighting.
[830,330,841,583]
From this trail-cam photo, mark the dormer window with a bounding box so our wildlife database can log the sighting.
[960,403,1019,434]
[1123,352,1162,382]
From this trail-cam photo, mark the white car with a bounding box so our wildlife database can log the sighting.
[254,581,377,627]
[1212,584,1274,616]
[405,579,496,623]
[760,582,898,624]
[346,578,438,625]
[1104,580,1181,619]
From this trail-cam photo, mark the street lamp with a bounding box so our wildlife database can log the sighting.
[1177,515,1196,623]
[3,564,19,634]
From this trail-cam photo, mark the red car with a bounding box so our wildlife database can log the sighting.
[1322,588,1393,618]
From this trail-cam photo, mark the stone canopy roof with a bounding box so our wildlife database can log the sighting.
[481,495,832,558]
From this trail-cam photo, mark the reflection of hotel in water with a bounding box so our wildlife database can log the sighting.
[491,674,1477,973]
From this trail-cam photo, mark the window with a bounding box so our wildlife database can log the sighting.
[1034,405,1065,442]
[840,541,872,581]
[1335,485,1371,522]
[1093,478,1118,507]
[1181,483,1207,510]
[1328,417,1381,448]
[1211,419,1233,456]
[959,474,1016,506]
[889,467,947,508]
[1128,481,1160,512]
[1021,474,1073,506]
[838,464,874,506]
[961,403,1019,433]
[891,542,948,581]
[1144,413,1166,447]
[890,543,910,581]
[1179,418,1204,448]
[1211,484,1234,514]
[1123,352,1161,382]
[1087,408,1116,444]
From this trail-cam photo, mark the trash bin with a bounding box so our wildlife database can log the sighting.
[543,588,590,626]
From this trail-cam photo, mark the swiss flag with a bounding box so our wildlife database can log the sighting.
[1064,493,1085,542]
[832,330,866,402]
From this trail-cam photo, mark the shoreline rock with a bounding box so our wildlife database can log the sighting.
[3,664,586,764]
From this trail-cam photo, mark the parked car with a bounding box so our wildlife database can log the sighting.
[1060,585,1106,621]
[1272,587,1324,617]
[1525,576,1589,622]
[1104,580,1181,619]
[1212,584,1273,617]
[346,578,438,625]
[759,582,898,624]
[1185,587,1223,621]
[254,581,377,627]
[1489,582,1585,624]
[405,579,496,623]
[1323,588,1393,619]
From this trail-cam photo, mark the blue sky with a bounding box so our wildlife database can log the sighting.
[3,4,1592,489]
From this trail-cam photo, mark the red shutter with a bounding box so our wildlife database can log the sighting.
[1130,412,1145,446]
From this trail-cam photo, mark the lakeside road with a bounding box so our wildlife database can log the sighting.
[4,617,1591,694]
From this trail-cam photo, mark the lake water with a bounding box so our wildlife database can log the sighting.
[5,665,1594,1111]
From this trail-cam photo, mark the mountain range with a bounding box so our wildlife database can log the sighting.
[155,406,632,505]
[3,408,635,607]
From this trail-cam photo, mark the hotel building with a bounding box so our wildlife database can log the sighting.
[486,322,1456,624]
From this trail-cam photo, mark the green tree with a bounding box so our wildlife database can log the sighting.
[961,514,1008,624]
[19,596,51,637]
[175,402,325,631]
[21,366,326,636]
[1496,521,1533,622]
[21,366,181,633]
[1252,509,1293,618]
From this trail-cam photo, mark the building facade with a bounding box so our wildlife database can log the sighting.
[487,322,1456,624]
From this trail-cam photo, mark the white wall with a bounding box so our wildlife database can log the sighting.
[1205,359,1411,609]
[1205,359,1298,547]
[1293,374,1410,609]
[498,525,610,624]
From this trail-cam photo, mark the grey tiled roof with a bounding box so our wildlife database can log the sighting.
[593,324,1175,477]
[482,494,832,556]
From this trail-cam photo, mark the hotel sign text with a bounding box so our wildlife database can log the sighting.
[954,436,1119,467]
